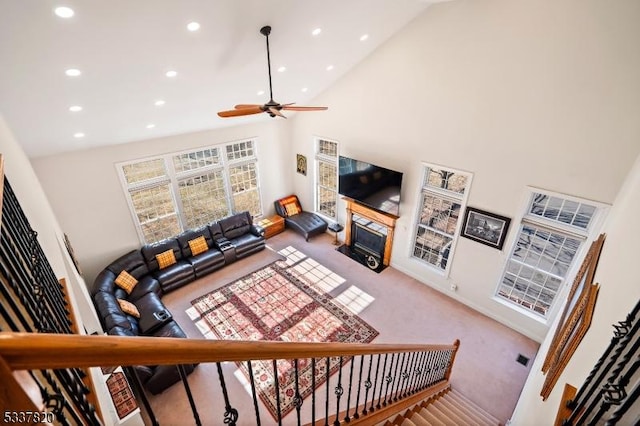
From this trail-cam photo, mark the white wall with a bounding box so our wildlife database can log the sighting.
[510,151,640,424]
[288,0,640,341]
[32,120,292,290]
[29,0,640,343]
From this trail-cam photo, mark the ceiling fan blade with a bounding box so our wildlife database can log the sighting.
[234,104,262,109]
[281,106,328,111]
[217,106,264,117]
[268,107,287,118]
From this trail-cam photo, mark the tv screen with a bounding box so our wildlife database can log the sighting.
[338,156,403,216]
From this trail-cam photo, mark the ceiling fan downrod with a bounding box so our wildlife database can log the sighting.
[260,25,275,103]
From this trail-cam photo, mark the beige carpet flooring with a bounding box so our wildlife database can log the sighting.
[145,231,539,425]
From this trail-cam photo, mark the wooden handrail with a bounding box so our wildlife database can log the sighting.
[0,332,458,370]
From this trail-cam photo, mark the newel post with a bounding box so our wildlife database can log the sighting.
[444,339,461,381]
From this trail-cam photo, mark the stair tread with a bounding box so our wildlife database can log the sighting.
[433,398,481,425]
[408,410,432,426]
[448,390,501,425]
[418,407,447,426]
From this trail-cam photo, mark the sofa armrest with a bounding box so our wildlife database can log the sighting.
[251,224,265,237]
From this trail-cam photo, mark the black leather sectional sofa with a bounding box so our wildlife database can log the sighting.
[92,211,265,394]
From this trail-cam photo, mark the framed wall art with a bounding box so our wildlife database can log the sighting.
[461,207,511,250]
[540,233,605,400]
[296,154,307,176]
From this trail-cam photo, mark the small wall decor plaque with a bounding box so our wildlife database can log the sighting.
[296,154,307,176]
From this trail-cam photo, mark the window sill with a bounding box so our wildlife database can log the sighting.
[492,295,550,325]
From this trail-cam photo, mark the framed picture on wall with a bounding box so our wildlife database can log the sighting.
[461,207,511,250]
[296,154,307,176]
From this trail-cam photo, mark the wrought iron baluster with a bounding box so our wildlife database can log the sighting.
[409,351,424,394]
[383,353,396,406]
[369,354,381,412]
[345,356,355,422]
[246,361,261,426]
[216,362,238,426]
[421,351,433,389]
[124,367,159,426]
[583,339,640,426]
[293,359,303,426]
[376,353,389,408]
[567,303,639,422]
[324,357,330,426]
[333,356,344,426]
[401,352,415,398]
[353,355,365,419]
[604,380,640,426]
[179,364,201,426]
[393,352,407,401]
[273,360,283,426]
[311,358,317,425]
[362,354,374,415]
[390,352,403,402]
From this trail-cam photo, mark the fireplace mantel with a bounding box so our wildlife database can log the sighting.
[344,198,397,267]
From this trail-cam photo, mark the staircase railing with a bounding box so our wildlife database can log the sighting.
[0,332,459,425]
[555,299,639,426]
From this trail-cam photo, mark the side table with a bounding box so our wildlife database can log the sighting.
[328,222,344,245]
[257,215,285,239]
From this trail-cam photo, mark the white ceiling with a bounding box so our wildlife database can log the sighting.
[0,0,441,158]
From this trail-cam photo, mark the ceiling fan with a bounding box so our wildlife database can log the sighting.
[217,26,328,119]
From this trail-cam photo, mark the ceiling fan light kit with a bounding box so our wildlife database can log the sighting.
[217,26,328,119]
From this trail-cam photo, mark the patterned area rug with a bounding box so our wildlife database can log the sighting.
[188,258,379,420]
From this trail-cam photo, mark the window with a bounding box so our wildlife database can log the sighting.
[412,164,472,274]
[315,138,338,219]
[118,139,262,243]
[496,190,603,318]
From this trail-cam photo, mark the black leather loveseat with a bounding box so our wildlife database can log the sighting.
[92,211,265,394]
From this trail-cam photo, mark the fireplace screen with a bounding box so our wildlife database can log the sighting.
[353,223,386,257]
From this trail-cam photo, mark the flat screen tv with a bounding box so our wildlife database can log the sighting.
[338,156,403,217]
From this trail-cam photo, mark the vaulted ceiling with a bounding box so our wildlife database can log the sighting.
[0,0,445,157]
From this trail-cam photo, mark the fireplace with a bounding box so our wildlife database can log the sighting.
[352,221,386,259]
[340,198,397,271]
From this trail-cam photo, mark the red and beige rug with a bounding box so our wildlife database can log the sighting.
[188,257,378,420]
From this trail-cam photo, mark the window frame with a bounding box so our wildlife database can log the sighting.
[116,138,262,244]
[410,162,473,277]
[313,137,339,221]
[493,187,608,323]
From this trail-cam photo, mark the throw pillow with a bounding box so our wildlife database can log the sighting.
[285,202,301,216]
[188,236,208,256]
[156,249,177,269]
[114,270,138,294]
[117,299,140,318]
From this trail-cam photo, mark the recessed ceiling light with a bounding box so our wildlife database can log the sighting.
[277,66,286,73]
[165,70,177,78]
[187,22,200,32]
[54,6,74,18]
[73,132,85,138]
[312,28,322,36]
[326,65,334,71]
[154,100,165,106]
[360,34,369,42]
[146,124,156,129]
[69,105,82,112]
[65,68,81,77]
[301,87,308,93]
[257,90,265,96]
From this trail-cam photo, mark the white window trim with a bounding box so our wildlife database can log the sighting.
[116,138,262,244]
[410,162,474,277]
[494,186,609,323]
[313,136,339,221]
